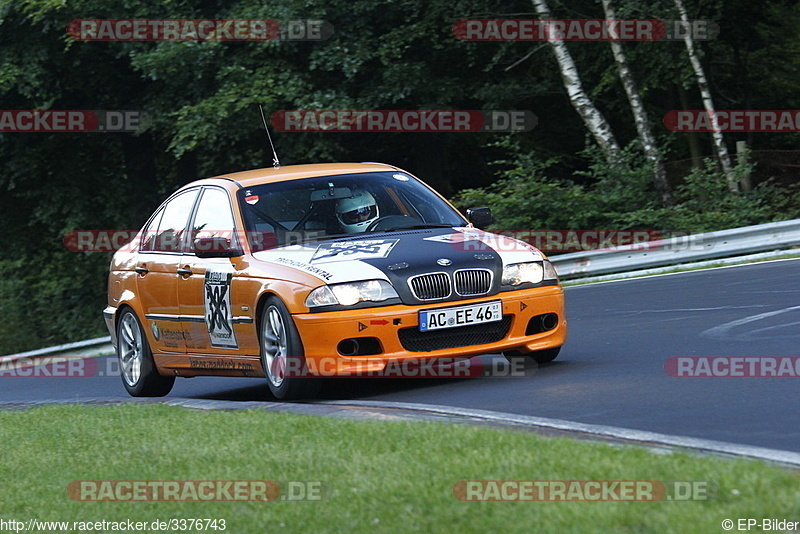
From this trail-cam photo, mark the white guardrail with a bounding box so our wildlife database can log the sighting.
[550,218,800,279]
[2,219,799,360]
[0,336,113,363]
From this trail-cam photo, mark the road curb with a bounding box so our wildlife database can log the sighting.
[0,397,797,468]
[317,400,800,468]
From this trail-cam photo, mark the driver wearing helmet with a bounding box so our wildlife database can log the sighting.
[336,189,380,233]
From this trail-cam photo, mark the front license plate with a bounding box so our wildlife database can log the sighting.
[419,300,502,332]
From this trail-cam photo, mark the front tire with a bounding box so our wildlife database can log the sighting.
[260,296,320,400]
[117,309,175,397]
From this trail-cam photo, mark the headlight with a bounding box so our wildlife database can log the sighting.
[305,280,399,308]
[543,260,559,281]
[502,262,544,285]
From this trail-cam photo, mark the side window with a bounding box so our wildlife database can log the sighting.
[140,207,164,252]
[191,188,237,248]
[150,189,199,253]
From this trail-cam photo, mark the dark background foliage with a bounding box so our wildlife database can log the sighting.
[1,0,798,352]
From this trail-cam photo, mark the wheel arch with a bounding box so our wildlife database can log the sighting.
[253,290,307,356]
[252,281,313,338]
[113,300,152,347]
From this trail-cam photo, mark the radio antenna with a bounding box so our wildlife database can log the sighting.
[259,104,280,168]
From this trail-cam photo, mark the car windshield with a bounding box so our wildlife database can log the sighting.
[237,171,467,250]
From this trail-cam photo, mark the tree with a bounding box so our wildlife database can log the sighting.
[530,0,621,164]
[673,0,738,193]
[602,0,672,205]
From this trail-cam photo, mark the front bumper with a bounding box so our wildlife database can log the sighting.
[292,285,566,375]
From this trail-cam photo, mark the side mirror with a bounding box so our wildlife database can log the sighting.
[466,207,493,229]
[193,237,243,258]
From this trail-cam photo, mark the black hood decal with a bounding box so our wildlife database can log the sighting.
[254,227,542,296]
[353,228,503,304]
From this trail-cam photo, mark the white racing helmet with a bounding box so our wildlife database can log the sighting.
[336,189,379,233]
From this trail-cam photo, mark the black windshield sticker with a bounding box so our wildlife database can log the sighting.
[310,239,398,263]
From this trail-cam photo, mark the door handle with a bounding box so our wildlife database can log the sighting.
[134,266,149,274]
[177,268,193,276]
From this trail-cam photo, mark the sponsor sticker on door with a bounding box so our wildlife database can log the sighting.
[204,270,238,348]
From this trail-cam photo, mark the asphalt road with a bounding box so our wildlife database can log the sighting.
[3,259,798,452]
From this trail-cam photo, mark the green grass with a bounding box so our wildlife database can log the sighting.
[0,404,797,533]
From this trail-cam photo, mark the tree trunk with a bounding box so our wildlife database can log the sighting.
[531,0,620,163]
[733,45,753,191]
[676,82,703,169]
[673,0,739,193]
[602,0,672,206]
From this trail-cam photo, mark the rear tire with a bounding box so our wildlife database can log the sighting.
[260,296,321,400]
[117,309,175,397]
[503,346,561,366]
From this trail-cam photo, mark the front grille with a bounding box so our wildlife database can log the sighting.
[408,272,451,300]
[454,269,492,296]
[398,315,512,352]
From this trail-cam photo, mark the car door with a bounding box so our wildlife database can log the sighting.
[135,188,200,354]
[178,186,259,358]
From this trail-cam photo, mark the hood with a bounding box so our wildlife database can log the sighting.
[252,227,543,304]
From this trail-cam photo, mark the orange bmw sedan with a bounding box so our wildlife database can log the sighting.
[104,163,566,399]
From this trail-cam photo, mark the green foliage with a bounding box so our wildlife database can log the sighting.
[455,137,596,229]
[455,140,793,239]
[0,255,108,354]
